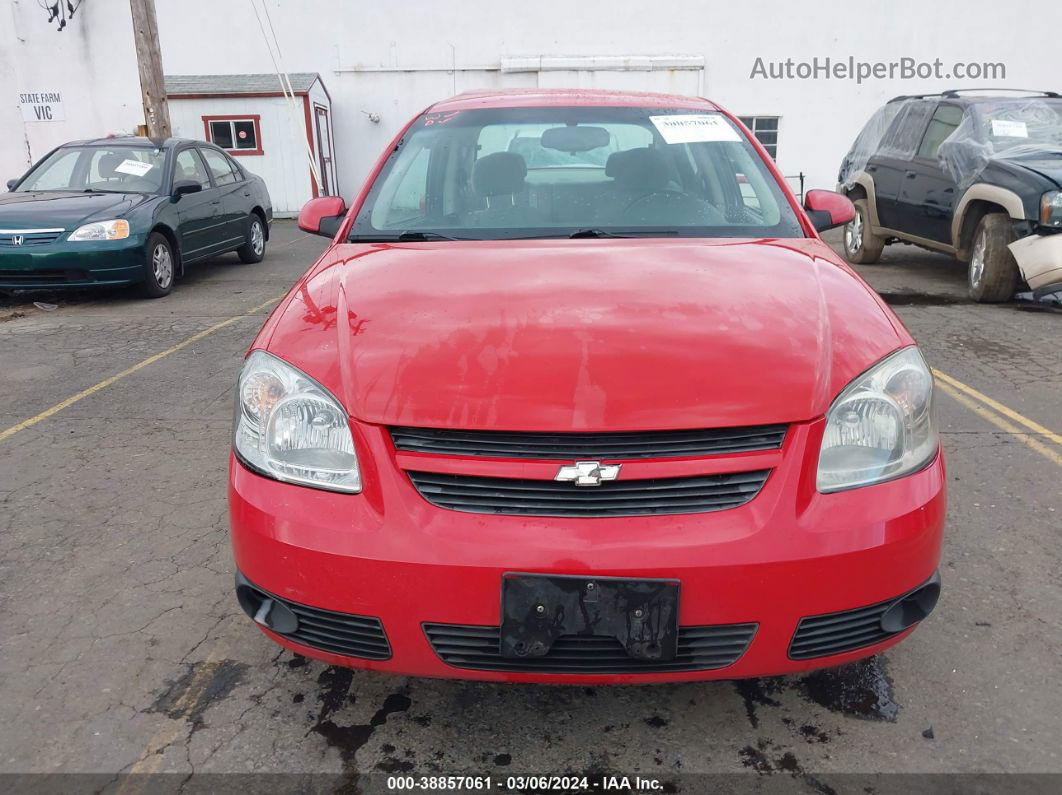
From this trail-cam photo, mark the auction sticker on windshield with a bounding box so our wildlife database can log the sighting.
[114,159,154,177]
[649,114,742,144]
[990,119,1028,138]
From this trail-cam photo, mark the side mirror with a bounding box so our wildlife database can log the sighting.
[6,179,19,191]
[172,179,203,199]
[298,196,347,238]
[804,189,855,233]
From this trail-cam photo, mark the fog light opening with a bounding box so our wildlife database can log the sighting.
[880,573,941,634]
[236,583,299,634]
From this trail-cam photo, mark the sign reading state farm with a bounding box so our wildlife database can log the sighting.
[19,91,65,122]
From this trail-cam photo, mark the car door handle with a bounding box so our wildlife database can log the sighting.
[244,191,252,197]
[211,200,221,205]
[866,165,877,173]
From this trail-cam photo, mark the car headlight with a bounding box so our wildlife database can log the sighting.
[68,219,130,241]
[817,346,937,493]
[1040,191,1062,228]
[233,350,361,493]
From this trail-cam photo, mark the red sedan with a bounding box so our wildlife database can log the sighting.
[229,90,944,683]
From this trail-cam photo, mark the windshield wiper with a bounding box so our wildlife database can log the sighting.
[348,231,466,242]
[568,228,630,238]
[566,228,681,239]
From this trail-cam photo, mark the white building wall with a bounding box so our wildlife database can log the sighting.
[168,96,313,214]
[146,0,1058,201]
[0,0,142,180]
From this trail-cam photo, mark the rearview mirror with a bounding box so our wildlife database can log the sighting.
[298,196,347,238]
[804,190,855,232]
[6,179,19,191]
[541,126,611,153]
[172,179,202,199]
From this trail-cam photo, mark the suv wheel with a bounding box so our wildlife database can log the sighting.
[968,214,1020,303]
[843,199,885,264]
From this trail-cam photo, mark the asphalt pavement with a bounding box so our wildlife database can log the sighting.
[0,223,1059,792]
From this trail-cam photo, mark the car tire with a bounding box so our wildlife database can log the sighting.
[968,214,1020,303]
[843,199,886,264]
[237,214,266,264]
[141,232,175,298]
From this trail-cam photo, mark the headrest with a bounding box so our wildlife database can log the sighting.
[473,152,527,197]
[605,147,671,191]
[97,152,127,178]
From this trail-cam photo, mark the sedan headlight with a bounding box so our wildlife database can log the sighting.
[817,347,937,492]
[1040,191,1062,228]
[233,350,361,493]
[69,219,130,241]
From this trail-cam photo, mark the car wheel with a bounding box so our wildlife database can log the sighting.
[968,214,1020,303]
[842,199,885,264]
[237,214,266,264]
[141,232,175,298]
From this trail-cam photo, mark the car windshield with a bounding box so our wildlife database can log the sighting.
[350,106,803,240]
[973,99,1062,152]
[17,145,167,193]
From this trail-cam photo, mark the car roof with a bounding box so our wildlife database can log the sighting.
[428,88,719,113]
[60,136,210,150]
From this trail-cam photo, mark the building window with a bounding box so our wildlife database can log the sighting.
[202,115,263,156]
[738,116,779,159]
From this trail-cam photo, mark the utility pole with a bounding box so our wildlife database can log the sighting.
[128,0,171,138]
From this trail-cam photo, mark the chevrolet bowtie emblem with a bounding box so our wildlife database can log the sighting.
[555,461,622,487]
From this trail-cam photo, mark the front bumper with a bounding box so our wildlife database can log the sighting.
[0,236,146,289]
[228,420,946,683]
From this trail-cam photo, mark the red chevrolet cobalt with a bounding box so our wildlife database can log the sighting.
[229,90,944,683]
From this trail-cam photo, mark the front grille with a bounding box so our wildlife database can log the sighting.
[236,579,391,660]
[407,469,770,517]
[390,424,788,460]
[424,623,757,673]
[0,231,63,247]
[789,600,895,660]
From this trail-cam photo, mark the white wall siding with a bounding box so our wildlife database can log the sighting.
[0,0,142,179]
[168,96,313,214]
[153,0,1051,201]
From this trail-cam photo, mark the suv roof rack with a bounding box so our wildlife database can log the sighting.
[941,88,1060,99]
[888,89,1059,103]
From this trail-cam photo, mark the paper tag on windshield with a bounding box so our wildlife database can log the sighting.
[649,114,742,144]
[991,119,1028,138]
[114,158,154,176]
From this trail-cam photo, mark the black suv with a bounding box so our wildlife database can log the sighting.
[838,90,1062,302]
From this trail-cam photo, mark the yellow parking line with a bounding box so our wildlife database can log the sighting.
[933,368,1062,448]
[0,293,284,444]
[117,646,225,790]
[935,380,1062,467]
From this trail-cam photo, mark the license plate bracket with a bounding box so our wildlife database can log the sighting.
[500,573,679,661]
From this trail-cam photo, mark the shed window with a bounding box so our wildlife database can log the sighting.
[738,116,779,159]
[203,116,262,156]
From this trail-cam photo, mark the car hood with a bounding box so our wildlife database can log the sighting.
[0,191,154,229]
[261,238,910,431]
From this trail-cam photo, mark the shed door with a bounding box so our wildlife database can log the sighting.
[314,105,337,196]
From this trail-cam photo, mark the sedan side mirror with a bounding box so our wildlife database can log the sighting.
[6,179,19,191]
[804,189,856,232]
[298,196,347,238]
[172,179,203,199]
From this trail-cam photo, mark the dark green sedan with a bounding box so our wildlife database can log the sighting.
[1,137,273,297]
